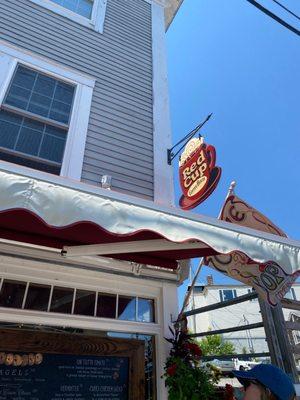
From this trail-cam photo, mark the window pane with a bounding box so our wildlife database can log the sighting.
[285,289,296,300]
[39,126,66,162]
[49,100,72,124]
[50,287,74,314]
[13,65,37,89]
[222,290,235,301]
[5,85,31,109]
[74,289,95,316]
[4,65,75,125]
[77,0,93,18]
[96,293,116,319]
[34,73,56,97]
[51,0,93,18]
[24,283,51,311]
[0,110,66,166]
[0,149,61,175]
[54,82,74,104]
[15,118,44,156]
[28,93,52,117]
[0,110,21,149]
[0,280,26,309]
[138,298,154,323]
[118,296,136,321]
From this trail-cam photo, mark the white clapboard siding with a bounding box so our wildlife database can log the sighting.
[0,0,154,200]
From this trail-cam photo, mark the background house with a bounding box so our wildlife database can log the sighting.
[187,276,300,356]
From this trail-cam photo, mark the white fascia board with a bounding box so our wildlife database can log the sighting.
[152,1,175,206]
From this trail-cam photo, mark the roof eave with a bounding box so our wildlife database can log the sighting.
[164,0,184,31]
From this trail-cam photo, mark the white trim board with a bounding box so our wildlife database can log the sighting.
[0,40,95,181]
[0,240,180,282]
[152,1,174,206]
[28,0,107,33]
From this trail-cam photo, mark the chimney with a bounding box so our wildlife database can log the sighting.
[206,275,214,285]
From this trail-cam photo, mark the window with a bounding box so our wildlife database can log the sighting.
[50,286,74,313]
[96,293,117,319]
[138,298,155,323]
[0,277,155,323]
[219,289,237,302]
[0,42,94,179]
[290,314,300,345]
[74,289,96,316]
[28,0,107,33]
[0,280,26,308]
[50,0,93,18]
[118,296,136,321]
[285,288,296,301]
[0,65,75,174]
[24,283,51,311]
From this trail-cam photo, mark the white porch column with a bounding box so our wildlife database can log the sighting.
[156,282,179,400]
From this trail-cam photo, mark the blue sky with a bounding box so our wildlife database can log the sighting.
[166,0,300,305]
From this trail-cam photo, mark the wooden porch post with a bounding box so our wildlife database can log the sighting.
[259,297,299,382]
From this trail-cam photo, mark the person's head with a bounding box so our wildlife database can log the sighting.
[233,364,296,400]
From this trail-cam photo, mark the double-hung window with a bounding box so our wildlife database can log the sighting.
[28,0,107,33]
[0,42,95,179]
[50,0,94,18]
[219,289,237,302]
[0,65,75,174]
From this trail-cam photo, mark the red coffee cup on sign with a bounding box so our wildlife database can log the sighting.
[179,138,221,210]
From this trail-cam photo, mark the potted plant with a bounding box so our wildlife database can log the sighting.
[163,317,222,400]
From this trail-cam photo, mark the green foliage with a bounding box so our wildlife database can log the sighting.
[198,334,236,356]
[164,357,215,400]
[163,320,217,400]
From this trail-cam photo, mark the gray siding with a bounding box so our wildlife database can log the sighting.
[0,0,154,200]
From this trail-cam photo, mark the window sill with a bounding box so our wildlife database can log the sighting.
[28,0,106,34]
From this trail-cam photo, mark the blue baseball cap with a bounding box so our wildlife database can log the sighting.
[233,364,295,400]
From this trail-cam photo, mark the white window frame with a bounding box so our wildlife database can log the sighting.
[0,40,95,180]
[28,0,107,33]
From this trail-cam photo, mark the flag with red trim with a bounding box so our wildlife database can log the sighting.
[204,192,298,306]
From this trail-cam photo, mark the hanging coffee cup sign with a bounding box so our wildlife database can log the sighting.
[179,137,221,210]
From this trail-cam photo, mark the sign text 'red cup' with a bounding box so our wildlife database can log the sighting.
[179,138,221,210]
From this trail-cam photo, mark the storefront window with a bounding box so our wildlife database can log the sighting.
[0,279,26,308]
[96,293,117,319]
[138,298,155,323]
[0,278,155,323]
[74,289,96,316]
[50,286,74,314]
[25,283,51,311]
[118,296,136,321]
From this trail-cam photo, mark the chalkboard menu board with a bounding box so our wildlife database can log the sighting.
[0,353,129,400]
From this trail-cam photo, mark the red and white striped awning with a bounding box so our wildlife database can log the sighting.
[0,170,299,272]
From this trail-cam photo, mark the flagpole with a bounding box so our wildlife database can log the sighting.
[178,180,237,319]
